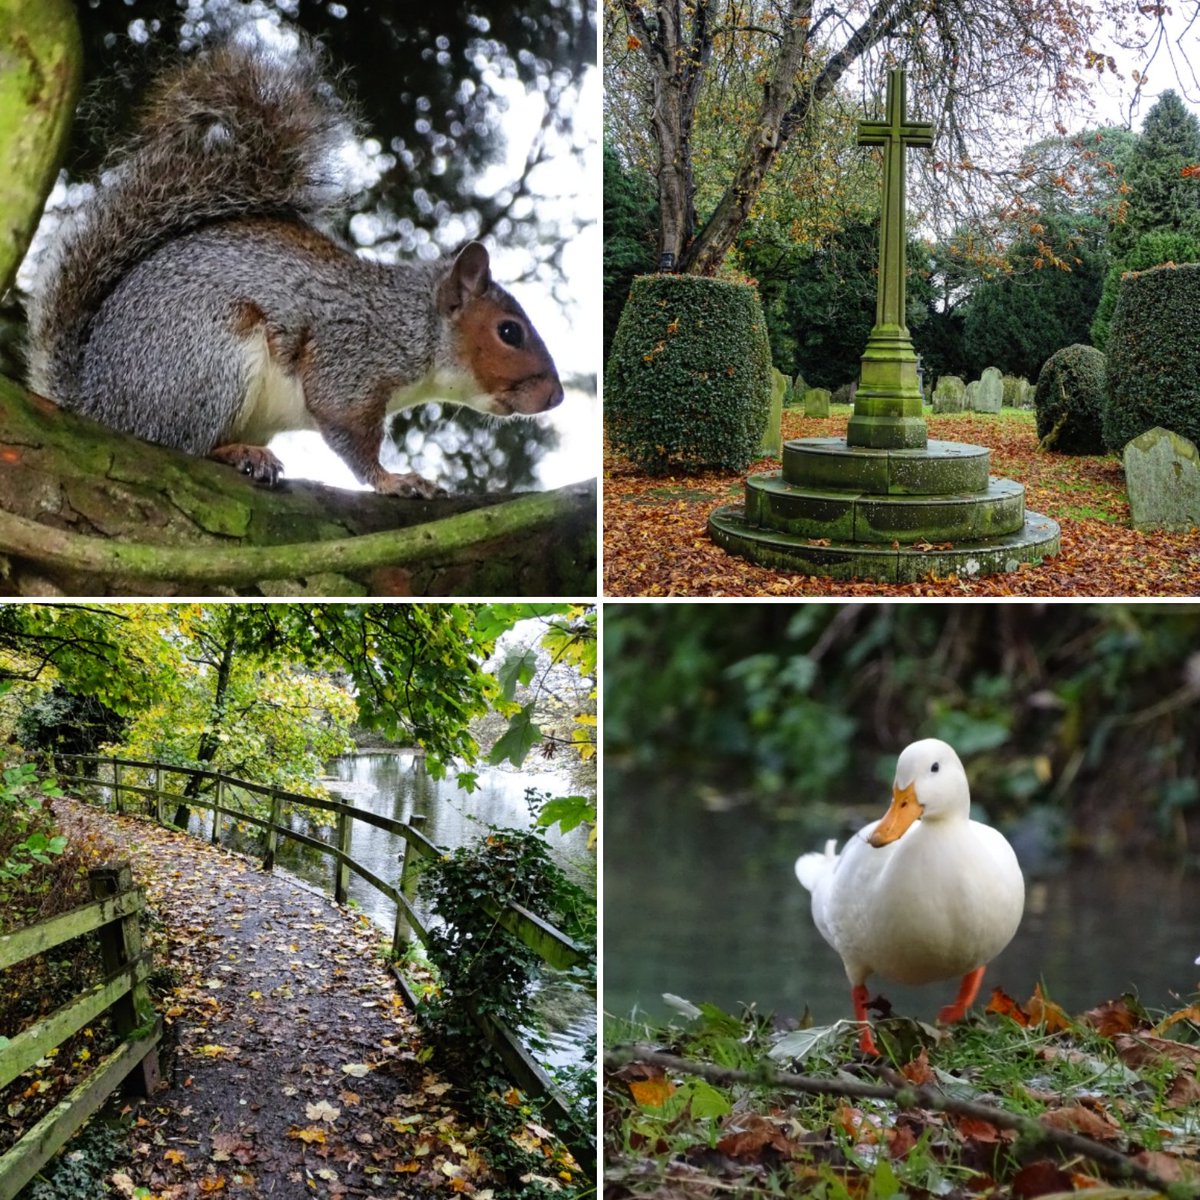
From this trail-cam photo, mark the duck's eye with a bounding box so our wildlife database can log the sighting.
[931,762,940,773]
[498,319,524,348]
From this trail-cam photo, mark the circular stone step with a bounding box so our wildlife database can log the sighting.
[783,437,991,496]
[743,472,1026,543]
[707,505,1060,583]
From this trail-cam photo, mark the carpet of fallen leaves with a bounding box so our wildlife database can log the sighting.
[37,799,570,1200]
[605,986,1200,1200]
[604,410,1200,596]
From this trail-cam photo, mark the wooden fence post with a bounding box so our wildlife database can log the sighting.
[263,789,282,872]
[334,810,351,906]
[211,778,222,845]
[88,865,160,1096]
[112,761,123,814]
[150,765,161,820]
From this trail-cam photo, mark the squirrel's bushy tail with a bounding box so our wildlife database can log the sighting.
[28,35,355,403]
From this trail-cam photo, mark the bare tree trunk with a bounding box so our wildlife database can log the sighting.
[682,0,920,275]
[623,0,712,266]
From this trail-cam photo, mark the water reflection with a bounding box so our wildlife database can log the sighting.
[604,776,1200,1026]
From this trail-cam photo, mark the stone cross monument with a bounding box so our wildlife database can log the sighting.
[847,68,933,451]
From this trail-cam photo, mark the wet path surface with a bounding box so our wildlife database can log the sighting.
[65,799,499,1199]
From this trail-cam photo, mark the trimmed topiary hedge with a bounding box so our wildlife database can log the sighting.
[1034,344,1107,454]
[1105,262,1200,452]
[605,273,772,474]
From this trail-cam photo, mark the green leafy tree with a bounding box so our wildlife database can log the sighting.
[1110,91,1200,259]
[960,216,1105,380]
[603,143,659,362]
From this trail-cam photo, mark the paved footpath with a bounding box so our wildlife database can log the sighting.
[62,798,503,1199]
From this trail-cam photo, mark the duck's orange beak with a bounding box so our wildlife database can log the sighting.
[868,780,923,846]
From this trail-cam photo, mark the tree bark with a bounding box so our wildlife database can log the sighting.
[0,376,595,597]
[624,0,711,266]
[0,0,82,294]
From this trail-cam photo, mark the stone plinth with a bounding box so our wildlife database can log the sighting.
[708,434,1060,582]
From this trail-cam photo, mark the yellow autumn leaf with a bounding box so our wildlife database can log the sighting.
[196,1045,226,1057]
[164,1149,186,1165]
[286,1126,327,1145]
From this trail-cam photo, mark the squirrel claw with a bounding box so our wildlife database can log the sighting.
[210,443,284,487]
[374,471,447,500]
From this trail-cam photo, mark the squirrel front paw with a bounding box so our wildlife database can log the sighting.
[373,471,447,499]
[210,443,285,487]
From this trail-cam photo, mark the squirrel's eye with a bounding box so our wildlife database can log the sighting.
[498,320,524,348]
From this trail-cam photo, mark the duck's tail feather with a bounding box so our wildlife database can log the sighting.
[794,838,839,892]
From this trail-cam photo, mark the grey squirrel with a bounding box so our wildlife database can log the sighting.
[26,37,563,497]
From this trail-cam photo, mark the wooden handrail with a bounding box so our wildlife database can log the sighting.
[0,865,161,1200]
[57,753,587,968]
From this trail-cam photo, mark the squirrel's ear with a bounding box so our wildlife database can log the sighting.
[437,241,492,315]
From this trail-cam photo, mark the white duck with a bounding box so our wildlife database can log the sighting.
[795,738,1024,1055]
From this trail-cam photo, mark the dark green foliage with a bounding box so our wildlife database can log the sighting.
[1090,229,1200,350]
[763,222,934,388]
[603,603,1200,848]
[606,274,771,474]
[960,218,1106,380]
[1034,344,1108,454]
[1104,262,1200,450]
[416,822,595,1195]
[23,1118,129,1200]
[603,144,659,363]
[16,685,128,757]
[1110,91,1200,260]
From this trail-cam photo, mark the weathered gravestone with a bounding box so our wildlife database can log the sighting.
[793,373,807,398]
[1123,427,1200,532]
[974,367,1003,413]
[803,387,831,417]
[932,375,965,412]
[762,368,786,455]
[966,380,981,410]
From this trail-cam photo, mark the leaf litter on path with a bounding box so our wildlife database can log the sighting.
[59,798,494,1199]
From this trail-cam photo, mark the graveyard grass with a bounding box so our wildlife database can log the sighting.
[603,406,1200,597]
[603,987,1200,1199]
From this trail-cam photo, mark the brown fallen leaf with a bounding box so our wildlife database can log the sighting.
[1026,983,1072,1033]
[1012,1159,1074,1198]
[901,1047,934,1085]
[1039,1104,1121,1141]
[715,1113,793,1160]
[1080,996,1141,1038]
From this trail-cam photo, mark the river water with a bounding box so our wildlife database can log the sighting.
[605,779,1200,1028]
[239,752,595,1073]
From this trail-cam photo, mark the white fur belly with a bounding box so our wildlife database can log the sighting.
[230,332,316,441]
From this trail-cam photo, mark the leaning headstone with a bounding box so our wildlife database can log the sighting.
[803,387,831,417]
[1123,427,1200,532]
[973,367,1003,413]
[966,380,982,409]
[762,368,785,455]
[932,375,965,413]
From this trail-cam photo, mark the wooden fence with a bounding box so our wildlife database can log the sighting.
[58,754,594,1171]
[0,865,161,1200]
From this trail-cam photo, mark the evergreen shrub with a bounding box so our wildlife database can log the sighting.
[1034,344,1107,454]
[1090,229,1200,350]
[1105,262,1200,451]
[606,273,771,473]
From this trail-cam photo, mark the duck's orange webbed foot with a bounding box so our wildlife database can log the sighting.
[938,965,986,1025]
[852,983,880,1055]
